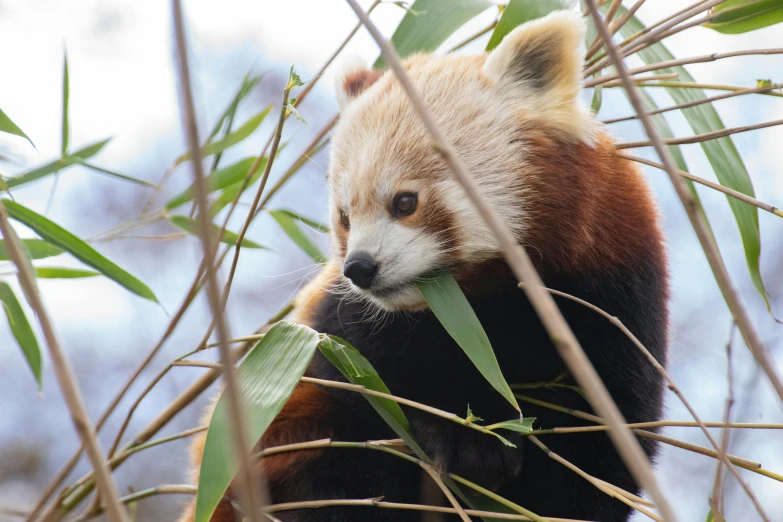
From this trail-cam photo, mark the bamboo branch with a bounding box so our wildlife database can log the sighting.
[584,0,724,76]
[448,18,499,53]
[0,211,127,522]
[586,49,783,87]
[602,84,783,124]
[171,1,268,520]
[584,0,623,60]
[613,81,783,98]
[528,436,660,521]
[345,1,677,519]
[586,0,783,448]
[618,153,783,218]
[710,323,736,522]
[617,119,783,149]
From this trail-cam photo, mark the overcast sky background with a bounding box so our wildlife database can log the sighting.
[1,1,782,521]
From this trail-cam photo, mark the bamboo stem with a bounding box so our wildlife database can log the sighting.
[0,213,128,522]
[617,119,783,149]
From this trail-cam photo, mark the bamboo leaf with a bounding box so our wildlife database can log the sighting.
[270,209,329,233]
[66,158,156,187]
[6,139,111,189]
[417,272,519,412]
[703,0,783,34]
[375,0,494,68]
[62,52,70,156]
[319,336,416,440]
[0,239,63,260]
[167,215,266,249]
[0,108,34,148]
[2,199,158,302]
[269,209,327,263]
[175,106,272,166]
[166,157,263,210]
[195,321,320,522]
[0,282,42,390]
[35,267,100,278]
[486,0,575,50]
[487,418,535,434]
[615,7,770,310]
[208,73,263,141]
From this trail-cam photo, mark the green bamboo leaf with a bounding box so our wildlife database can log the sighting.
[66,158,155,188]
[269,209,327,264]
[0,282,42,390]
[0,239,63,260]
[486,0,575,50]
[167,215,266,249]
[6,139,111,189]
[615,7,770,309]
[375,0,493,68]
[319,336,416,440]
[703,0,783,34]
[487,418,535,434]
[2,199,158,302]
[208,73,263,141]
[62,52,70,156]
[319,335,520,522]
[270,209,329,233]
[417,272,519,412]
[166,157,263,210]
[0,108,34,148]
[35,267,100,279]
[195,321,320,522]
[175,106,272,166]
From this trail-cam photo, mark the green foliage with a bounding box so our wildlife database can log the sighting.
[194,321,320,522]
[174,106,272,166]
[166,157,263,210]
[0,108,34,147]
[615,7,771,310]
[2,199,158,302]
[0,281,42,390]
[0,239,63,260]
[167,214,266,249]
[269,209,327,263]
[35,267,100,278]
[61,51,70,156]
[374,0,493,68]
[704,0,783,34]
[417,272,519,412]
[6,139,111,189]
[486,0,575,50]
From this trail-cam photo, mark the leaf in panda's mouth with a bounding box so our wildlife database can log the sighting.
[416,271,520,413]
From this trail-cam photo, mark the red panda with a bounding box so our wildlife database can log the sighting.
[179,10,668,522]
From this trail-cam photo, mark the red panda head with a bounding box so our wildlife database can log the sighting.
[328,11,598,311]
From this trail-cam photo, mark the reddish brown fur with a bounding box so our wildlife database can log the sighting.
[342,69,383,99]
[521,129,665,277]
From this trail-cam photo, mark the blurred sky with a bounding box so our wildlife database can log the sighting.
[1,1,782,521]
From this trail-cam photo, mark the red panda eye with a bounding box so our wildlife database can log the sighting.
[392,193,417,217]
[340,210,350,230]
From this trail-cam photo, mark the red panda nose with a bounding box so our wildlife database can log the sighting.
[344,253,378,289]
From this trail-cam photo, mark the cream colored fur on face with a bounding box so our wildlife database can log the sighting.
[329,10,595,311]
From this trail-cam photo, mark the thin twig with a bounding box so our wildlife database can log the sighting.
[584,0,623,60]
[618,153,783,218]
[586,49,783,87]
[617,119,783,149]
[586,0,783,459]
[710,323,737,522]
[448,18,499,53]
[528,436,661,521]
[0,213,127,522]
[601,83,783,124]
[345,1,677,519]
[584,0,724,76]
[614,81,783,98]
[171,1,268,520]
[68,486,197,522]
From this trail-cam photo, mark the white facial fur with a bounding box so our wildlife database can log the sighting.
[328,10,594,312]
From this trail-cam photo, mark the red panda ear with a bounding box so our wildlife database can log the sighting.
[483,10,584,107]
[483,10,595,143]
[334,56,384,111]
